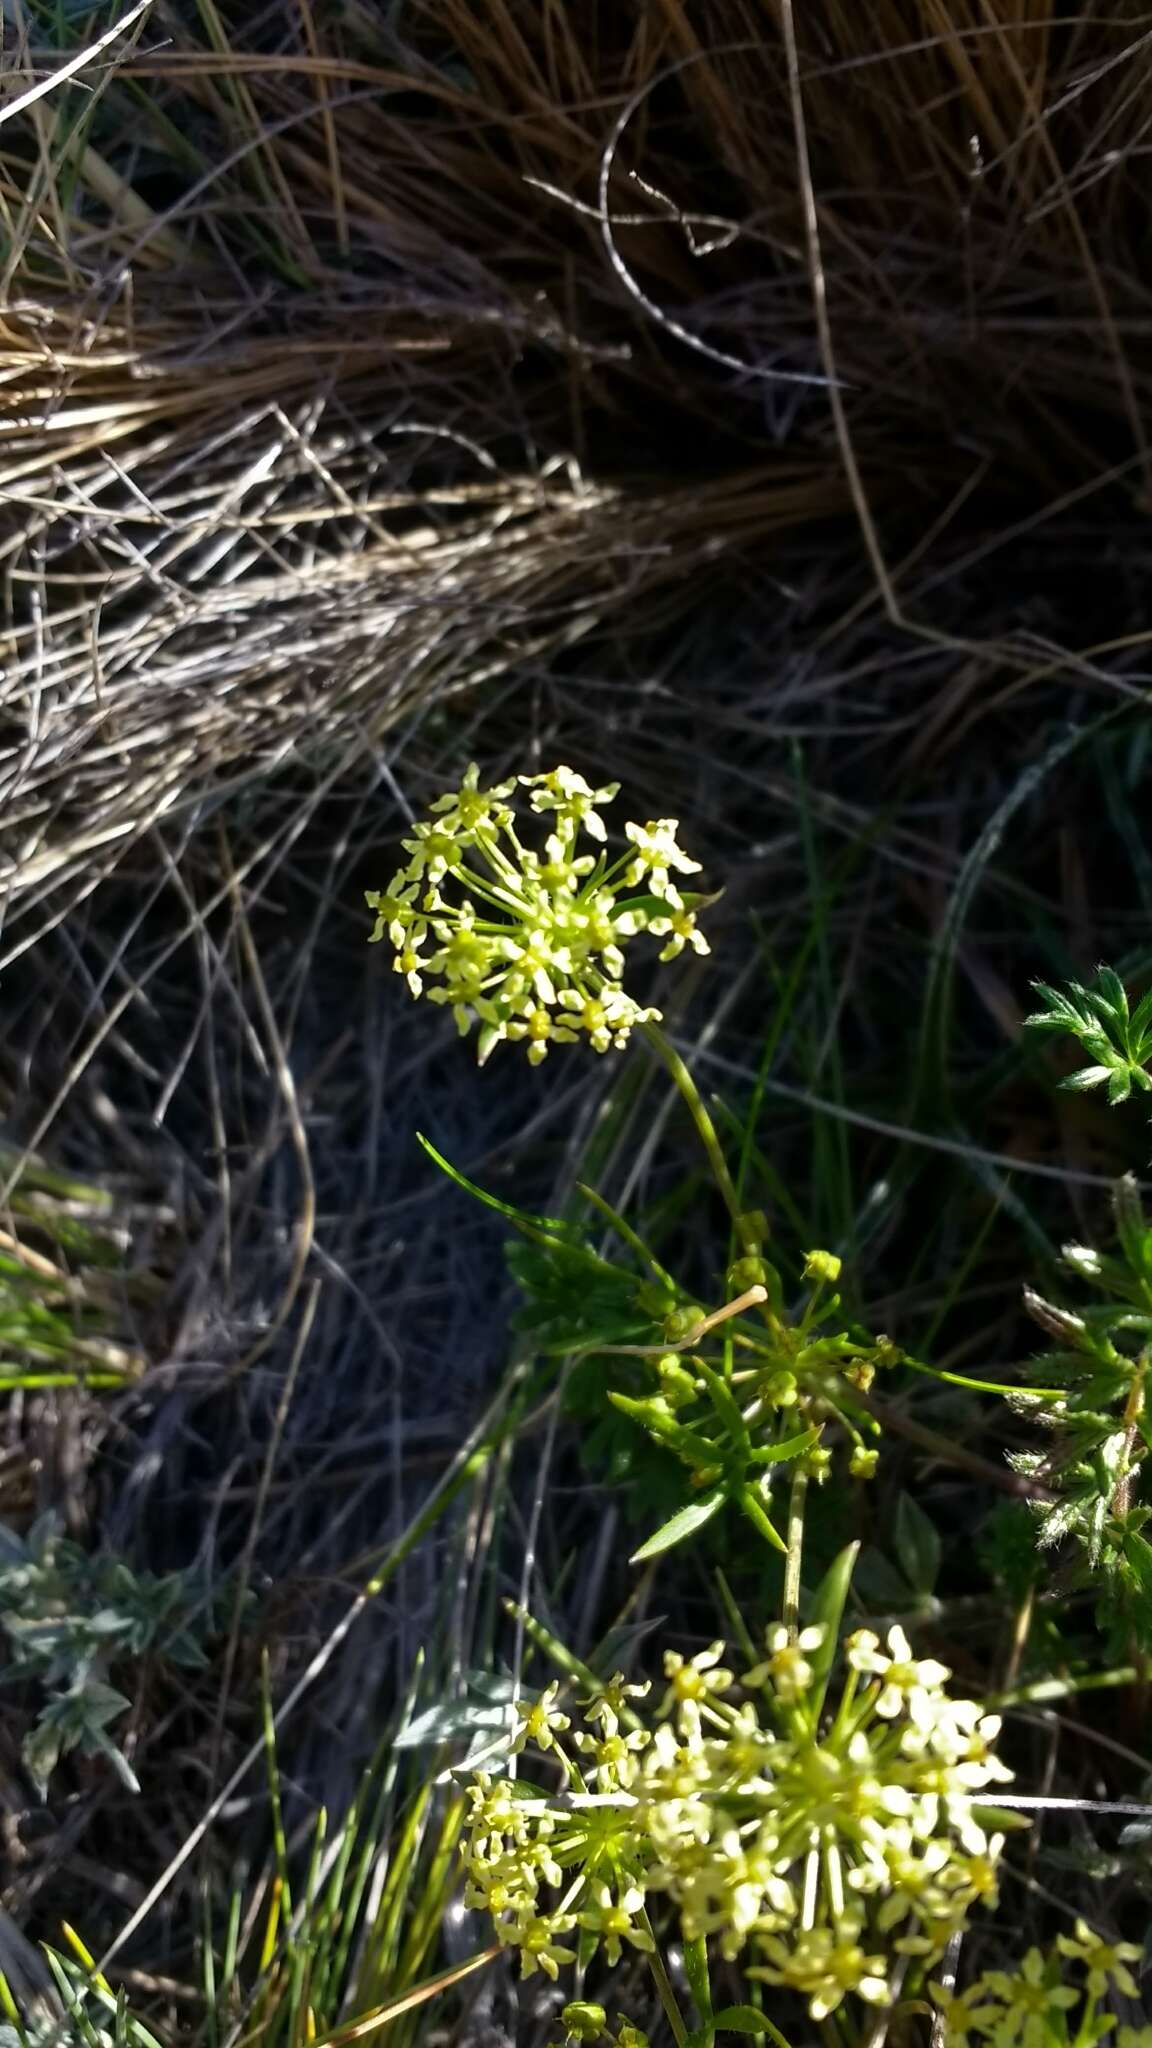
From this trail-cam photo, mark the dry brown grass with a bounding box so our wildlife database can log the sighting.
[4,1,1152,942]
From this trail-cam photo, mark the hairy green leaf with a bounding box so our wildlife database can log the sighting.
[630,1491,725,1562]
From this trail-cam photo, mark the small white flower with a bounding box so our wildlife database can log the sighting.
[847,1625,951,1722]
[661,1642,734,1714]
[522,767,620,841]
[1056,1917,1142,1998]
[515,1681,571,1753]
[647,906,710,961]
[745,1623,825,1701]
[577,1883,654,1965]
[624,818,702,906]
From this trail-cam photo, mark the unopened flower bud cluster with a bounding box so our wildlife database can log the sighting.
[366,765,709,1065]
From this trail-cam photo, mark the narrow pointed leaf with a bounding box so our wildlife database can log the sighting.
[694,1358,749,1445]
[631,1491,724,1562]
[1090,965,1128,1019]
[1129,984,1152,1041]
[749,1427,819,1467]
[894,1493,941,1594]
[736,1488,787,1555]
[608,1392,720,1463]
[807,1541,859,1717]
[1058,1065,1112,1093]
[416,1134,572,1242]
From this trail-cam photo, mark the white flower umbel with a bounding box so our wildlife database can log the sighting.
[366,765,710,1064]
[462,1627,1015,2021]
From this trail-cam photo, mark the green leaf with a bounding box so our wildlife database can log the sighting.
[806,1541,859,1717]
[1113,1176,1152,1285]
[1087,965,1128,1022]
[748,1427,819,1466]
[1026,969,1152,1116]
[613,888,718,924]
[968,1803,1034,1834]
[1119,1528,1152,1619]
[694,1359,749,1447]
[713,1567,759,1666]
[507,1234,649,1351]
[736,1488,787,1556]
[575,1182,678,1291]
[630,1492,725,1562]
[1058,1065,1113,1093]
[1129,984,1152,1043]
[713,2009,772,2035]
[853,1545,913,1608]
[608,1392,720,1465]
[21,1719,62,1800]
[1025,982,1090,1031]
[894,1493,941,1594]
[394,1693,513,1750]
[415,1133,571,1243]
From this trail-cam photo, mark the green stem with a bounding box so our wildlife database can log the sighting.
[783,1467,809,1631]
[900,1352,1065,1401]
[989,1663,1137,1708]
[638,1910,688,2048]
[501,1599,646,1731]
[1074,1996,1102,2048]
[0,1372,126,1391]
[576,1181,678,1289]
[682,1932,713,2040]
[454,864,532,917]
[643,1023,754,1248]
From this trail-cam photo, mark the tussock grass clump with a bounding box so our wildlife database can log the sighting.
[4,1,1152,932]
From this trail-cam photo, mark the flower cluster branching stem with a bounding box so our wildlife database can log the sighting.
[639,1021,758,1252]
[355,775,1152,2047]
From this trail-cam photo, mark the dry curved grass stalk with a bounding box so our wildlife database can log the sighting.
[3,0,1152,929]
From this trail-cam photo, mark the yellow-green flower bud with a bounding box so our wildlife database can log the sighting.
[616,2026,650,2048]
[637,1283,676,1319]
[735,1209,769,1252]
[849,1445,879,1480]
[663,1304,704,1344]
[727,1255,770,1294]
[803,1249,842,1285]
[764,1369,798,1408]
[562,2004,607,2042]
